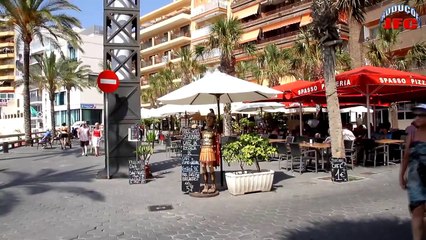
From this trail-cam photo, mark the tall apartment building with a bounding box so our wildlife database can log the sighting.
[0,16,16,100]
[348,0,426,75]
[190,0,229,67]
[140,0,192,86]
[231,0,348,84]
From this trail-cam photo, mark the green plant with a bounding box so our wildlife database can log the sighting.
[136,144,153,162]
[146,131,156,149]
[140,118,159,129]
[222,134,277,172]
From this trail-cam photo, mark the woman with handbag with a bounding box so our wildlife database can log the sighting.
[400,104,426,240]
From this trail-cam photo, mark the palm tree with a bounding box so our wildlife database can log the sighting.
[31,52,61,136]
[310,0,369,160]
[0,0,82,144]
[258,44,291,87]
[209,17,243,136]
[176,47,206,86]
[365,28,426,70]
[57,58,91,127]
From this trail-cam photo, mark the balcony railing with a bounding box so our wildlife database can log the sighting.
[141,59,153,68]
[262,0,311,17]
[192,26,211,39]
[141,9,191,29]
[171,31,191,40]
[141,41,153,50]
[196,48,221,61]
[30,96,42,102]
[231,0,257,8]
[154,36,168,45]
[192,0,228,17]
[258,30,299,44]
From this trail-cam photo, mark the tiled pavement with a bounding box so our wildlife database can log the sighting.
[0,142,411,240]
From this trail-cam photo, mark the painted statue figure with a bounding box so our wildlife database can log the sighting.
[199,110,219,194]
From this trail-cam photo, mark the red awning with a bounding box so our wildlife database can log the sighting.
[273,80,315,99]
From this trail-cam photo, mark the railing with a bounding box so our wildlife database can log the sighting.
[196,48,221,61]
[258,30,299,44]
[192,26,211,39]
[231,0,257,8]
[262,0,311,17]
[141,9,191,29]
[141,41,153,50]
[30,96,42,102]
[154,36,168,45]
[0,131,46,152]
[171,31,191,40]
[141,59,153,68]
[192,0,228,17]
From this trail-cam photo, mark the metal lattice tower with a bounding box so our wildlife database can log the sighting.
[98,0,141,178]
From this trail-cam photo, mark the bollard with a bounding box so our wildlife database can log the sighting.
[2,142,9,153]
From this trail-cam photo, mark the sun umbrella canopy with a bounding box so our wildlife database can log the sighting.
[157,70,281,105]
[233,102,285,113]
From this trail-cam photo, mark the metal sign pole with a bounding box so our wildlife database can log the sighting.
[105,92,110,179]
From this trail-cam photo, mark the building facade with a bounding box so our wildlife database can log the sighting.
[0,15,16,100]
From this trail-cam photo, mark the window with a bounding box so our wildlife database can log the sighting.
[397,102,418,120]
[69,47,77,60]
[369,26,379,40]
[55,92,65,106]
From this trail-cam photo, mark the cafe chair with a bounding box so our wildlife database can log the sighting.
[289,143,316,174]
[344,140,356,169]
[362,139,388,167]
[275,142,290,170]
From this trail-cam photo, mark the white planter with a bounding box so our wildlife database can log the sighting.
[225,170,275,196]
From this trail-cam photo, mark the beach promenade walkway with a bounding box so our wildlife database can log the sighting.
[0,142,410,240]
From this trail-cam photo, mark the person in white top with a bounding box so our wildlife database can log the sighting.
[342,124,356,141]
[78,123,91,156]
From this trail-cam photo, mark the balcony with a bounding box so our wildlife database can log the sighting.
[232,0,258,9]
[141,35,191,56]
[171,31,190,40]
[0,42,14,48]
[0,75,14,81]
[154,36,168,45]
[240,0,312,29]
[192,0,228,22]
[141,41,153,50]
[196,48,221,62]
[30,96,42,104]
[192,26,211,40]
[0,31,14,37]
[0,64,14,70]
[140,12,191,37]
[141,56,182,73]
[0,53,14,59]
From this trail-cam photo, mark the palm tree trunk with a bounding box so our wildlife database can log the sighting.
[49,93,56,137]
[323,45,345,159]
[66,88,71,127]
[23,42,32,144]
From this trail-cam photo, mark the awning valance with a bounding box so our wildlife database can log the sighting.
[299,13,313,27]
[233,4,259,19]
[262,16,301,32]
[239,29,260,44]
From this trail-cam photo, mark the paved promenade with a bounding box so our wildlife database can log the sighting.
[0,142,411,240]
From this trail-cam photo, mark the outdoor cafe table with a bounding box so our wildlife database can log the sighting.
[375,139,405,165]
[269,139,287,144]
[299,142,331,172]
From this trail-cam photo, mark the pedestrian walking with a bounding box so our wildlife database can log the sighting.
[78,123,90,156]
[400,104,426,240]
[91,122,102,157]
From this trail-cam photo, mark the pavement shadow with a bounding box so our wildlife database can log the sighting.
[277,217,410,240]
[150,158,181,173]
[273,171,295,184]
[1,146,81,161]
[0,166,105,217]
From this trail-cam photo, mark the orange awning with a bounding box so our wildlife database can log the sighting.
[262,16,301,32]
[233,4,259,19]
[239,29,260,44]
[299,13,313,27]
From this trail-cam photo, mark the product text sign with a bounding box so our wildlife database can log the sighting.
[380,4,422,30]
[181,127,201,193]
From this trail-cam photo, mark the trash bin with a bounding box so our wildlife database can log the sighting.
[2,142,9,153]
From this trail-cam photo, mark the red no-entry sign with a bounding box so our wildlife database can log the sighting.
[97,70,119,93]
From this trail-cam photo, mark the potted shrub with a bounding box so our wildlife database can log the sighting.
[222,134,277,195]
[136,143,154,179]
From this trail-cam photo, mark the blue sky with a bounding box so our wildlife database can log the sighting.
[70,0,172,28]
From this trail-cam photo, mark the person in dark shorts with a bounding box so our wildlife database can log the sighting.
[59,123,69,149]
[78,123,90,156]
[400,104,426,240]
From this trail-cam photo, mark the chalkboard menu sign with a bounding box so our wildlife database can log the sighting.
[129,159,145,184]
[331,158,348,182]
[181,127,201,193]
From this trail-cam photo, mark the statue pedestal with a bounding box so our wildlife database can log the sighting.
[189,191,219,198]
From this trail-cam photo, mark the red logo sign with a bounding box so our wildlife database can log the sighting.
[380,5,422,30]
[97,70,119,93]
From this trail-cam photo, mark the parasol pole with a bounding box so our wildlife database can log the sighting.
[213,94,224,187]
[366,85,371,138]
[299,102,303,136]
